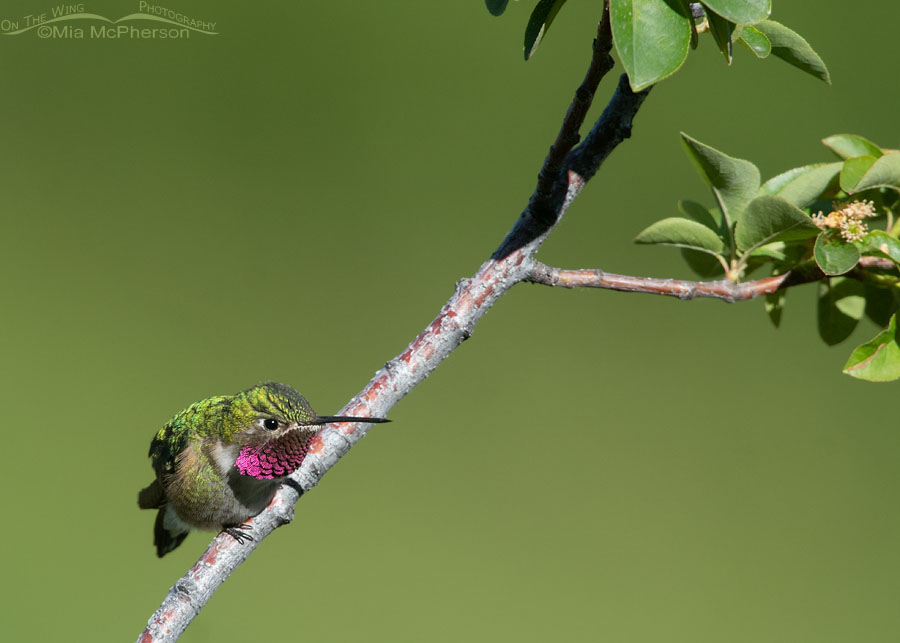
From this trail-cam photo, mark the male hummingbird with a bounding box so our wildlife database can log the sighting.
[138,382,389,557]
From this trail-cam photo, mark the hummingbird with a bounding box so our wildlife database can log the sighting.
[138,382,389,557]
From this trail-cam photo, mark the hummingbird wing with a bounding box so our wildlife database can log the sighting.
[147,420,188,479]
[147,396,231,478]
[140,419,186,511]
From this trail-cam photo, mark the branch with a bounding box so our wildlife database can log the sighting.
[527,257,897,302]
[529,6,614,226]
[494,73,649,259]
[493,1,651,260]
[138,9,652,641]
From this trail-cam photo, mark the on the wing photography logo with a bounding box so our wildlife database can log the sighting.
[1,2,217,39]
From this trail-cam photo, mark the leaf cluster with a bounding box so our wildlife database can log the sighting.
[485,1,828,91]
[634,134,900,381]
[484,3,898,381]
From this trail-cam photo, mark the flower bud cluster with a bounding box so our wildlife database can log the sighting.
[812,200,877,242]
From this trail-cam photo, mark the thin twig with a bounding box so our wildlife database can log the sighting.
[531,4,615,224]
[492,2,647,261]
[527,257,897,302]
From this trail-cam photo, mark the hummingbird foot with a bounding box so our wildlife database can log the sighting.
[222,523,255,545]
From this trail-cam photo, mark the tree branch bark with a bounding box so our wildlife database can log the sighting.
[526,257,897,302]
[136,5,900,634]
[138,8,653,641]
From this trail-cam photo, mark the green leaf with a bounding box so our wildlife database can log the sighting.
[748,241,787,262]
[755,20,830,84]
[735,195,821,253]
[738,25,771,58]
[700,0,770,24]
[681,248,725,277]
[818,277,866,346]
[814,232,861,276]
[760,163,841,208]
[610,0,692,91]
[822,134,883,160]
[688,4,699,50]
[840,156,878,193]
[760,163,833,196]
[863,284,900,328]
[634,217,725,252]
[485,0,510,16]
[853,152,900,192]
[677,199,721,230]
[681,133,760,226]
[524,0,568,60]
[706,10,735,64]
[843,313,900,382]
[856,230,900,265]
[764,290,785,328]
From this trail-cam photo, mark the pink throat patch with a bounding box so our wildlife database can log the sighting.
[235,430,311,480]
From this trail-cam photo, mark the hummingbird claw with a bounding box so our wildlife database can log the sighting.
[222,523,255,545]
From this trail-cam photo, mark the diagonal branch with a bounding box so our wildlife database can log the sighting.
[530,5,614,226]
[493,74,649,260]
[492,1,652,260]
[527,257,898,302]
[138,8,652,642]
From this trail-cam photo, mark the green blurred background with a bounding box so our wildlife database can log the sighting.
[1,1,898,641]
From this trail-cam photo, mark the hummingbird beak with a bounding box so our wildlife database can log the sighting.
[308,415,391,426]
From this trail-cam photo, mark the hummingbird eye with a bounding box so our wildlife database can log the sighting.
[261,418,279,431]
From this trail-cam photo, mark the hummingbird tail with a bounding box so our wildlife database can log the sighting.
[154,506,190,558]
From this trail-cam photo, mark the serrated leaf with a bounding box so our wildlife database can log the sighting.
[760,162,841,208]
[610,0,692,91]
[681,133,760,226]
[822,134,883,160]
[856,230,900,265]
[840,156,878,193]
[524,0,568,60]
[735,195,820,253]
[853,152,900,192]
[814,233,861,276]
[677,199,721,231]
[818,277,865,346]
[634,217,725,252]
[843,313,900,381]
[706,10,734,63]
[738,25,771,58]
[755,20,830,84]
[764,290,785,327]
[700,0,769,24]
